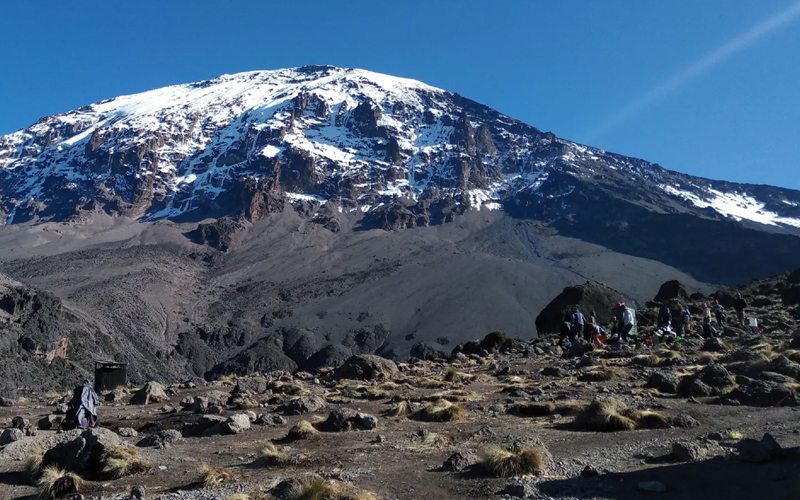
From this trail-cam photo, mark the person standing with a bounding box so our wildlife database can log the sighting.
[571,307,586,343]
[560,312,574,348]
[72,379,99,429]
[713,300,725,326]
[734,294,748,326]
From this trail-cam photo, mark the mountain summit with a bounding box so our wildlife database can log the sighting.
[2,65,799,235]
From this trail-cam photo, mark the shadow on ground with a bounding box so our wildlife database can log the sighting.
[538,451,800,500]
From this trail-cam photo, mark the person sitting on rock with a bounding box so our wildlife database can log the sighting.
[713,300,725,326]
[734,294,748,325]
[559,312,574,348]
[71,379,98,429]
[657,307,672,329]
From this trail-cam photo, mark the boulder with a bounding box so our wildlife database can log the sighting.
[42,428,122,477]
[1,428,24,445]
[702,338,727,352]
[781,285,800,306]
[137,429,182,449]
[727,380,800,407]
[680,363,735,396]
[223,414,251,434]
[648,371,680,394]
[672,441,709,462]
[0,397,14,407]
[566,338,594,358]
[654,280,689,302]
[333,355,399,381]
[788,267,800,285]
[669,414,700,428]
[441,451,478,472]
[232,377,268,396]
[535,281,627,335]
[130,382,168,405]
[277,395,326,416]
[764,356,800,381]
[680,378,713,397]
[319,408,378,432]
[541,366,569,378]
[738,434,785,463]
[38,415,64,430]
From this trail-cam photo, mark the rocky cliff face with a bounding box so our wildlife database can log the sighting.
[2,65,799,236]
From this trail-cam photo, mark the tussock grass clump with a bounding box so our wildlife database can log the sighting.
[428,390,480,402]
[259,443,292,466]
[400,376,451,389]
[697,352,724,363]
[443,367,474,383]
[102,445,153,478]
[385,400,412,417]
[631,354,662,367]
[482,444,552,477]
[414,400,466,422]
[655,349,683,360]
[199,464,236,489]
[286,474,379,500]
[37,467,82,499]
[286,420,319,440]
[25,447,44,482]
[573,399,637,432]
[573,398,669,432]
[578,367,628,382]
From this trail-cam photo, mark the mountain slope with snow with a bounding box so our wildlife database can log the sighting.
[2,65,799,233]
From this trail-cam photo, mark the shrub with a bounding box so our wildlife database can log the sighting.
[414,400,466,422]
[482,444,552,477]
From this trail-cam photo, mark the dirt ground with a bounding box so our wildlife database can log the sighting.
[3,335,800,500]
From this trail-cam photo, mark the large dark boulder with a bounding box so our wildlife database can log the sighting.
[653,280,689,302]
[304,344,353,371]
[333,355,399,381]
[728,380,800,407]
[535,281,627,335]
[781,286,800,306]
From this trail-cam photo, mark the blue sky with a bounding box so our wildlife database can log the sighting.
[1,0,799,189]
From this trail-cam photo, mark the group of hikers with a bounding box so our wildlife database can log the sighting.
[559,293,752,349]
[559,301,638,348]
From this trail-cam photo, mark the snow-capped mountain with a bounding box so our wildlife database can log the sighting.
[1,65,799,233]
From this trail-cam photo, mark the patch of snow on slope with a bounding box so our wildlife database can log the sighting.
[661,185,800,228]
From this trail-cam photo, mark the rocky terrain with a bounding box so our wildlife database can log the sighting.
[1,270,800,500]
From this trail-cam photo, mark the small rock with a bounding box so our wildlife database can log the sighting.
[224,414,251,434]
[1,428,24,445]
[117,427,139,438]
[672,441,707,462]
[441,451,477,472]
[130,485,146,499]
[0,397,14,407]
[638,481,667,492]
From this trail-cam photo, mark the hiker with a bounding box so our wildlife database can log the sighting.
[702,316,717,339]
[657,307,672,328]
[702,303,712,320]
[571,307,586,342]
[584,310,598,342]
[620,305,636,342]
[71,379,98,429]
[713,300,725,326]
[679,307,692,336]
[733,293,748,325]
[559,312,574,348]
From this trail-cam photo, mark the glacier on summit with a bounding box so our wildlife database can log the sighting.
[1,65,799,231]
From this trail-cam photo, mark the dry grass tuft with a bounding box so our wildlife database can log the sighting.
[573,399,669,431]
[578,367,628,382]
[102,445,153,478]
[199,464,236,489]
[697,352,724,363]
[25,447,44,482]
[573,399,637,432]
[482,445,552,477]
[37,467,82,499]
[428,390,481,402]
[286,420,319,440]
[631,354,662,367]
[258,443,292,466]
[414,400,466,422]
[654,349,683,360]
[385,400,412,417]
[401,376,451,389]
[286,474,379,500]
